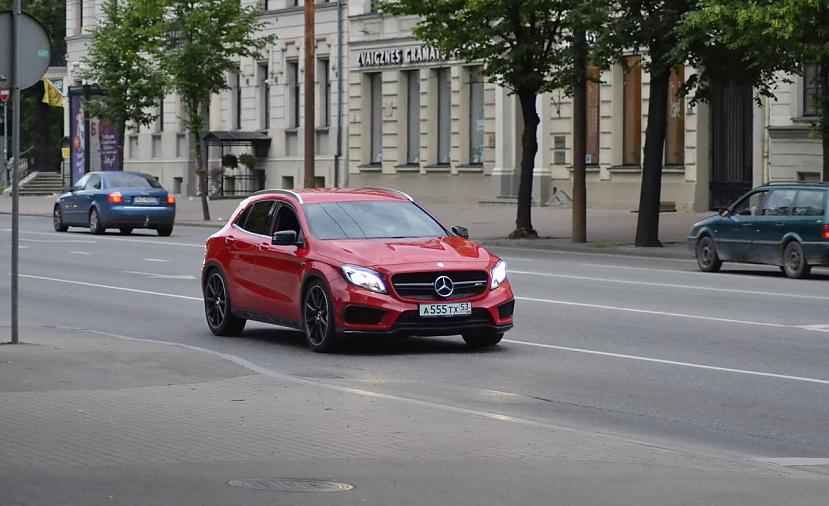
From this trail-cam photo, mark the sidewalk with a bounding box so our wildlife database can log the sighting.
[0,192,708,259]
[1,327,826,506]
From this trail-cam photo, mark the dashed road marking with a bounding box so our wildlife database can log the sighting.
[19,273,201,301]
[70,251,93,255]
[124,270,196,280]
[142,258,169,262]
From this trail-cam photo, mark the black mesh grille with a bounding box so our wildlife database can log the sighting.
[391,271,488,301]
[344,306,386,325]
[498,300,515,319]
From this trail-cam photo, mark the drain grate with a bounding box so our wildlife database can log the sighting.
[227,478,353,492]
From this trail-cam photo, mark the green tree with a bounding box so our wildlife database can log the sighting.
[597,0,696,247]
[0,0,65,173]
[380,0,607,239]
[160,0,274,221]
[682,0,829,181]
[81,0,168,171]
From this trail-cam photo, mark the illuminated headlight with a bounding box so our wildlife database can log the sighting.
[341,264,387,294]
[490,260,507,290]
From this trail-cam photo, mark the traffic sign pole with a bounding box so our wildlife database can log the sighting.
[10,0,20,344]
[1,98,6,188]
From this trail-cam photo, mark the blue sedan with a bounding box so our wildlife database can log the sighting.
[54,171,176,236]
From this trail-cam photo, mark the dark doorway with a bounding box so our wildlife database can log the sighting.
[709,82,754,210]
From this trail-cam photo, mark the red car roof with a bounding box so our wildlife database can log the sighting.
[254,187,413,205]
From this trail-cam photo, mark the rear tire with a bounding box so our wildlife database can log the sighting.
[203,270,246,336]
[89,208,105,235]
[462,329,504,348]
[303,280,339,353]
[157,225,173,237]
[119,227,133,235]
[53,206,68,232]
[695,236,722,273]
[782,241,811,279]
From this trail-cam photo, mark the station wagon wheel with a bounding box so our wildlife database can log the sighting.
[204,270,246,336]
[695,236,722,273]
[303,280,338,353]
[53,206,68,232]
[119,227,133,235]
[782,241,811,279]
[88,208,105,235]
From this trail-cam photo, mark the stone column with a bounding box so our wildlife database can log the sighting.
[532,93,552,205]
[491,85,518,198]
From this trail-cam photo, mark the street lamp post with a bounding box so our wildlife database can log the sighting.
[304,0,315,188]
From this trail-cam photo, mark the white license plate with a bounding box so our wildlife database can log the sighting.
[133,196,158,204]
[419,302,472,318]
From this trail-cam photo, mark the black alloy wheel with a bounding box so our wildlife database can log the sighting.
[89,208,105,235]
[462,329,504,348]
[303,280,338,353]
[204,270,246,336]
[695,236,722,273]
[53,206,68,232]
[782,241,811,279]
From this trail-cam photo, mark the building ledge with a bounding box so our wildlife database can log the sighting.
[357,164,382,172]
[768,124,813,139]
[608,165,642,173]
[394,164,421,172]
[423,165,451,172]
[567,165,601,173]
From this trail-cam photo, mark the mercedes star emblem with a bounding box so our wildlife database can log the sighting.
[434,275,454,298]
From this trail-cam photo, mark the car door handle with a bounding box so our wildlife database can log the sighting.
[225,236,236,245]
[258,243,269,251]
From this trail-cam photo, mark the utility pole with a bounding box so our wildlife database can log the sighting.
[303,0,316,188]
[10,0,20,343]
[571,26,587,244]
[1,97,7,188]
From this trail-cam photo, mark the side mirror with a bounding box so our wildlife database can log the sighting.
[63,186,73,193]
[272,230,298,246]
[451,225,469,239]
[718,208,731,217]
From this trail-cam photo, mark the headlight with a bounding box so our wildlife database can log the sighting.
[490,259,507,289]
[341,264,387,294]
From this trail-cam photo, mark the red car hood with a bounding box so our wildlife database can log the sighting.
[314,236,495,270]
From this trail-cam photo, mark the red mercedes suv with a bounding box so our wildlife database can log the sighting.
[201,188,514,352]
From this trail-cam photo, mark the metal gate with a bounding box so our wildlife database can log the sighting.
[709,82,754,210]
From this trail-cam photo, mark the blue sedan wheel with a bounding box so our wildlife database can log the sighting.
[89,208,105,235]
[53,206,68,232]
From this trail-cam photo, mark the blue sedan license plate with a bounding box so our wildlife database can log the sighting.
[133,196,158,204]
[419,302,472,317]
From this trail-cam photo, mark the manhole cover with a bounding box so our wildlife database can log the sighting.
[227,478,353,492]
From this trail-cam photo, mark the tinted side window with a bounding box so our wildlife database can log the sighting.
[761,190,797,216]
[273,205,301,235]
[732,191,768,217]
[85,174,102,191]
[241,201,274,235]
[792,190,826,216]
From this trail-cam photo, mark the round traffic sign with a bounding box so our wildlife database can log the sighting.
[0,12,52,90]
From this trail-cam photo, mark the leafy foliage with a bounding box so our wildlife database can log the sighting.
[81,0,169,169]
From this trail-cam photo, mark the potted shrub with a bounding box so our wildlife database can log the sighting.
[239,153,256,171]
[221,153,238,169]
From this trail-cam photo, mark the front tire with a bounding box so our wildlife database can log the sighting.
[89,208,105,235]
[157,225,173,237]
[303,280,339,353]
[53,206,68,232]
[782,241,811,279]
[462,329,504,348]
[695,236,722,273]
[204,270,246,336]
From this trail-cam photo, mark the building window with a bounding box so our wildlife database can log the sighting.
[586,66,600,165]
[665,67,685,166]
[320,58,330,127]
[803,64,819,118]
[370,73,382,164]
[231,71,241,130]
[468,67,484,165]
[76,0,83,34]
[258,62,270,129]
[287,61,299,128]
[622,55,642,166]
[437,67,451,165]
[406,70,420,164]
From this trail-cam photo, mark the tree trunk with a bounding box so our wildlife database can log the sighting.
[192,124,210,221]
[571,28,587,243]
[511,90,539,238]
[117,120,126,172]
[634,69,671,247]
[820,60,829,182]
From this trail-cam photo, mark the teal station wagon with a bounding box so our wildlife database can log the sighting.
[688,182,829,278]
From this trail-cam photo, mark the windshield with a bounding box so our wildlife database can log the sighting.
[304,201,447,240]
[106,173,162,189]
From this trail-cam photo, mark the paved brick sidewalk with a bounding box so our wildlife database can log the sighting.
[0,327,826,505]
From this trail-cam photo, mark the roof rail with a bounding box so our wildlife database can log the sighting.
[764,181,829,187]
[251,189,304,204]
[362,187,414,201]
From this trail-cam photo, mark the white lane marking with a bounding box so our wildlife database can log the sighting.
[800,324,829,333]
[582,263,694,274]
[5,229,203,248]
[515,296,791,328]
[124,270,196,280]
[19,274,202,301]
[6,245,29,249]
[489,245,697,263]
[70,251,93,255]
[510,270,829,302]
[500,256,536,263]
[21,238,96,244]
[756,458,829,466]
[503,339,829,385]
[142,258,169,263]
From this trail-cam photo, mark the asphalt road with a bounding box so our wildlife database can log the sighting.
[1,215,828,461]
